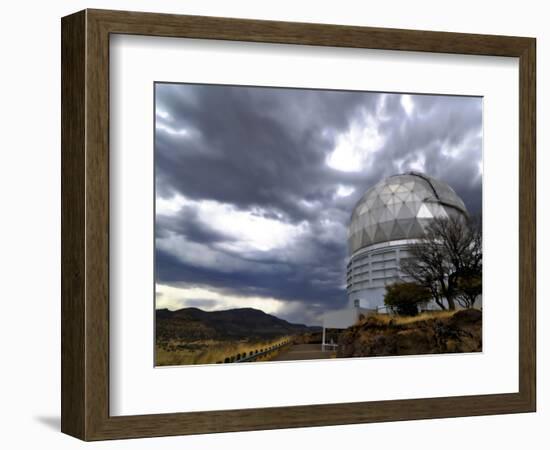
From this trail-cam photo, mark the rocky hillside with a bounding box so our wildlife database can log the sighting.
[156,307,320,342]
[337,309,482,357]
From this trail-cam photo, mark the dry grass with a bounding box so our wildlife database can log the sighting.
[360,310,457,326]
[156,335,292,366]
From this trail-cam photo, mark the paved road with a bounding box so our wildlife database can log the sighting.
[271,344,336,361]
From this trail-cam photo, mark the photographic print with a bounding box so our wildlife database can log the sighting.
[154,83,482,367]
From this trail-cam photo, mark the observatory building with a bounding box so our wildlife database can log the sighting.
[346,172,468,310]
[321,172,469,349]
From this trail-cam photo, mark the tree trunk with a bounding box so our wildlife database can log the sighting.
[429,286,446,310]
[434,296,446,310]
[446,296,456,310]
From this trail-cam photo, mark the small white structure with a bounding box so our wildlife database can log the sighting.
[321,301,371,351]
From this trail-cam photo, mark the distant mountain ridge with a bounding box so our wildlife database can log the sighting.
[156,307,320,342]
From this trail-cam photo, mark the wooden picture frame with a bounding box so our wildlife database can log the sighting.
[61,9,536,441]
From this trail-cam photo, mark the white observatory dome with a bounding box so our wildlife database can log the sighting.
[348,172,468,255]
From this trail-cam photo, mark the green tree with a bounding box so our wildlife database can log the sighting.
[456,273,482,308]
[384,282,432,316]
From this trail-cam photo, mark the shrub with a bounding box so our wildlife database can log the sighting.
[384,282,432,316]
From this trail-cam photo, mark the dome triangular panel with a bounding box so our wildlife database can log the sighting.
[348,172,468,253]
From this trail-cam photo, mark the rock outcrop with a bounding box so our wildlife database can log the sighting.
[337,309,482,357]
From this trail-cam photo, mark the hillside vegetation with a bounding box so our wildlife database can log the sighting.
[156,335,291,366]
[156,307,319,366]
[338,309,482,358]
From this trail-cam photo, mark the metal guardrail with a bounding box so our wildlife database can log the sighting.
[215,340,292,364]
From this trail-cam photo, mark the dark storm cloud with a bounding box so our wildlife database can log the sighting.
[374,94,483,215]
[154,83,482,324]
[156,205,234,244]
[155,84,376,223]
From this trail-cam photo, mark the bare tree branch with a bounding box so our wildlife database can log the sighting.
[400,214,482,310]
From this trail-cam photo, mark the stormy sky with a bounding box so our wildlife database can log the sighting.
[154,83,482,325]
